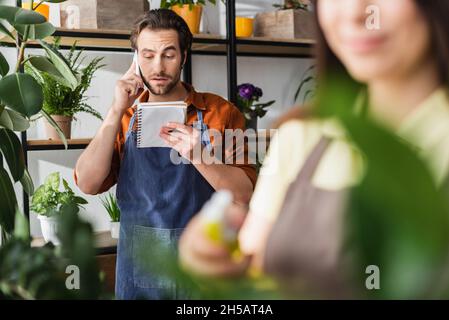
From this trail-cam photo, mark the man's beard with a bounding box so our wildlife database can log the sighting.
[145,69,182,96]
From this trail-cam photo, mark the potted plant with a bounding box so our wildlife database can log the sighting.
[161,0,218,34]
[254,0,315,39]
[100,193,121,239]
[273,0,311,11]
[236,83,275,130]
[0,1,84,243]
[294,64,316,104]
[26,40,104,140]
[31,172,88,244]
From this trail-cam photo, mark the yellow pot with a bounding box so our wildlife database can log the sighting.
[235,17,254,38]
[172,4,203,34]
[21,1,50,21]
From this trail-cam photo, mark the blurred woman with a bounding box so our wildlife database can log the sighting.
[179,0,449,297]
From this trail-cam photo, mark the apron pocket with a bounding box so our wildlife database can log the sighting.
[132,225,183,290]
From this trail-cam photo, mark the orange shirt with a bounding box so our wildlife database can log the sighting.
[74,82,257,194]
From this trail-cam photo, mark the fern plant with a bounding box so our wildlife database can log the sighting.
[26,39,104,121]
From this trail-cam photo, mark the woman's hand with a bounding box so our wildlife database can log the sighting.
[178,204,251,278]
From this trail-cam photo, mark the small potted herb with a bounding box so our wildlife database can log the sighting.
[101,193,121,239]
[26,40,104,140]
[236,83,275,130]
[31,172,88,245]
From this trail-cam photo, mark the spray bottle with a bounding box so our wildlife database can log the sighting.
[201,190,242,260]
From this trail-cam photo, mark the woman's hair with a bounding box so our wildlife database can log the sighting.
[314,0,449,105]
[274,0,449,128]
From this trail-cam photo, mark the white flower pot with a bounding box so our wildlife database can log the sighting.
[110,221,120,239]
[38,215,60,245]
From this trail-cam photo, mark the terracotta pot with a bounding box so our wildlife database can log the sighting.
[44,115,73,140]
[171,4,203,34]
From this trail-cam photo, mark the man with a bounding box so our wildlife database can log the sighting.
[74,9,256,299]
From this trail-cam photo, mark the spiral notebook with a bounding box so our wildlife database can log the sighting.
[136,101,187,148]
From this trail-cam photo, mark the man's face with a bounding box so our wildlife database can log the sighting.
[136,29,185,96]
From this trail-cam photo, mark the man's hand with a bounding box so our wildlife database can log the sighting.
[160,122,203,162]
[179,204,250,278]
[112,61,145,115]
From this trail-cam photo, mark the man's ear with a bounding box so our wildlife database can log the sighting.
[182,50,188,69]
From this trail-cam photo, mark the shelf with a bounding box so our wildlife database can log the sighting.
[1,28,315,58]
[26,131,271,152]
[32,231,117,255]
[27,138,92,151]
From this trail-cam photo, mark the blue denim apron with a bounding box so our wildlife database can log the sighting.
[115,109,215,299]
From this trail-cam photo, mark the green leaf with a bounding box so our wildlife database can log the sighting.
[14,9,46,25]
[0,51,9,77]
[15,22,55,40]
[13,209,30,242]
[295,75,315,102]
[62,178,70,190]
[3,108,30,131]
[27,56,71,87]
[344,116,449,298]
[20,167,34,196]
[0,107,30,131]
[74,196,88,205]
[0,106,13,130]
[0,73,43,117]
[0,20,16,41]
[38,40,79,90]
[0,5,20,24]
[46,172,60,190]
[40,110,68,149]
[0,128,25,182]
[0,165,17,234]
[30,184,46,213]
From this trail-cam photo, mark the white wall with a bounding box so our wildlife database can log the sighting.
[1,0,314,237]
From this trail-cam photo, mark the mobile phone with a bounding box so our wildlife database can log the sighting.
[133,51,148,91]
[133,51,139,76]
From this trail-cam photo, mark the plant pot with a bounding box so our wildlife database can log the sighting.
[235,17,254,38]
[21,2,50,21]
[110,221,120,239]
[44,115,73,140]
[254,9,315,40]
[38,215,60,245]
[60,0,149,30]
[171,4,203,34]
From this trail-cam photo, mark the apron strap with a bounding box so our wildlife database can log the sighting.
[297,136,331,182]
[125,112,137,141]
[196,110,212,152]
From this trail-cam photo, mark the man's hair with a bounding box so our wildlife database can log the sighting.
[130,9,193,64]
